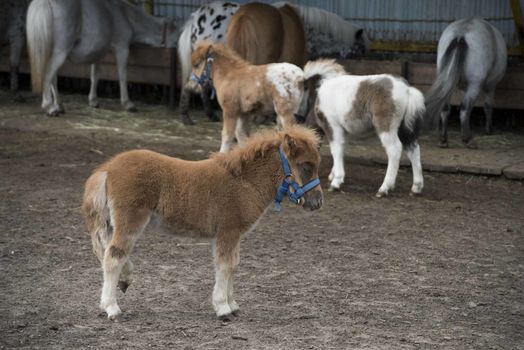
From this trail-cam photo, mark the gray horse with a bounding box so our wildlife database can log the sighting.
[0,0,29,101]
[425,18,507,147]
[26,0,178,116]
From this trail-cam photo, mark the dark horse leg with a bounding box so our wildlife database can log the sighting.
[438,103,451,148]
[484,88,495,135]
[179,83,195,125]
[202,83,220,122]
[179,82,219,125]
[459,83,481,148]
[9,37,25,102]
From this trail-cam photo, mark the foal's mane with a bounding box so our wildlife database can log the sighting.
[193,42,248,68]
[212,126,319,175]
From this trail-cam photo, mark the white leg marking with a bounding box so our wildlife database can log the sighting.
[405,142,424,194]
[212,265,232,317]
[377,131,402,197]
[328,126,346,191]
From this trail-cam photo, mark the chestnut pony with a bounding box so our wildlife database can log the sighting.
[191,42,305,152]
[82,126,323,320]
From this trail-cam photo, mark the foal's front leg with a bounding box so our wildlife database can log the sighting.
[220,111,237,153]
[213,233,240,319]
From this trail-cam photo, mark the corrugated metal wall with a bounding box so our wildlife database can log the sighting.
[142,0,523,47]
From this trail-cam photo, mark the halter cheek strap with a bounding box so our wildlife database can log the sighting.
[274,146,321,212]
[190,54,216,99]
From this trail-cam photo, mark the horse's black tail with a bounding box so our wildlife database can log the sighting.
[424,37,468,130]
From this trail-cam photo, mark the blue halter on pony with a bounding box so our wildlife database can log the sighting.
[191,54,216,99]
[274,146,321,212]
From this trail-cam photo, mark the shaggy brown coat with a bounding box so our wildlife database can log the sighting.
[82,125,322,320]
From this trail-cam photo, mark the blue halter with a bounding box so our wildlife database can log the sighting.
[191,54,216,100]
[274,146,321,212]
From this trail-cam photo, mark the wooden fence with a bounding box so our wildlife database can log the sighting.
[1,48,524,110]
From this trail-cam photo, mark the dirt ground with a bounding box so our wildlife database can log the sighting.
[1,91,523,349]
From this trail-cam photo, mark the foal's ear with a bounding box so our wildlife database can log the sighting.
[283,133,298,157]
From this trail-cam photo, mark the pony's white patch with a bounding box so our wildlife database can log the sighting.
[266,63,304,101]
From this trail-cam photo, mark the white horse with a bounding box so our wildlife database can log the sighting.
[177,1,370,125]
[301,60,426,197]
[26,0,178,116]
[425,18,507,147]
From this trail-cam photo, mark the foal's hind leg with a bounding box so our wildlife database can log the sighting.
[100,208,150,320]
[235,116,250,145]
[377,131,402,197]
[212,232,240,319]
[404,142,424,195]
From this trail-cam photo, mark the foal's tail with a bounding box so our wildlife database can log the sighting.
[398,83,425,148]
[177,17,194,86]
[82,171,112,263]
[26,0,54,93]
[424,37,468,129]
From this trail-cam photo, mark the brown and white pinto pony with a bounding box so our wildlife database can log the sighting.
[191,42,304,152]
[82,126,323,321]
[300,59,426,197]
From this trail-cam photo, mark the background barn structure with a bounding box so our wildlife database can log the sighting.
[1,0,524,109]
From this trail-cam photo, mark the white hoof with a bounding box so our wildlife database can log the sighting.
[411,182,423,195]
[106,304,122,320]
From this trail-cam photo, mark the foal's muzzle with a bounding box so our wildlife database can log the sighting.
[302,190,323,211]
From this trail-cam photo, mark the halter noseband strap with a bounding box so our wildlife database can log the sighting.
[190,53,216,99]
[274,146,321,212]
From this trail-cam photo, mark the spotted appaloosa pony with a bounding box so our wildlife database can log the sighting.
[301,59,426,197]
[177,1,369,125]
[191,42,304,153]
[0,0,29,101]
[82,125,323,320]
[26,0,178,116]
[425,18,507,148]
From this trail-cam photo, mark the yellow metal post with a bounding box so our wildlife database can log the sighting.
[510,0,524,58]
[144,0,154,15]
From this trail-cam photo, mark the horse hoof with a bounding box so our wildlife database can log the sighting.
[126,106,137,113]
[89,100,100,109]
[376,190,388,198]
[46,109,60,117]
[438,141,449,148]
[218,314,233,322]
[118,281,129,294]
[328,186,340,192]
[410,190,422,197]
[181,115,195,126]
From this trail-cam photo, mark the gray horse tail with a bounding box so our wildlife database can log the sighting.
[177,17,193,86]
[424,37,468,129]
[26,0,53,93]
